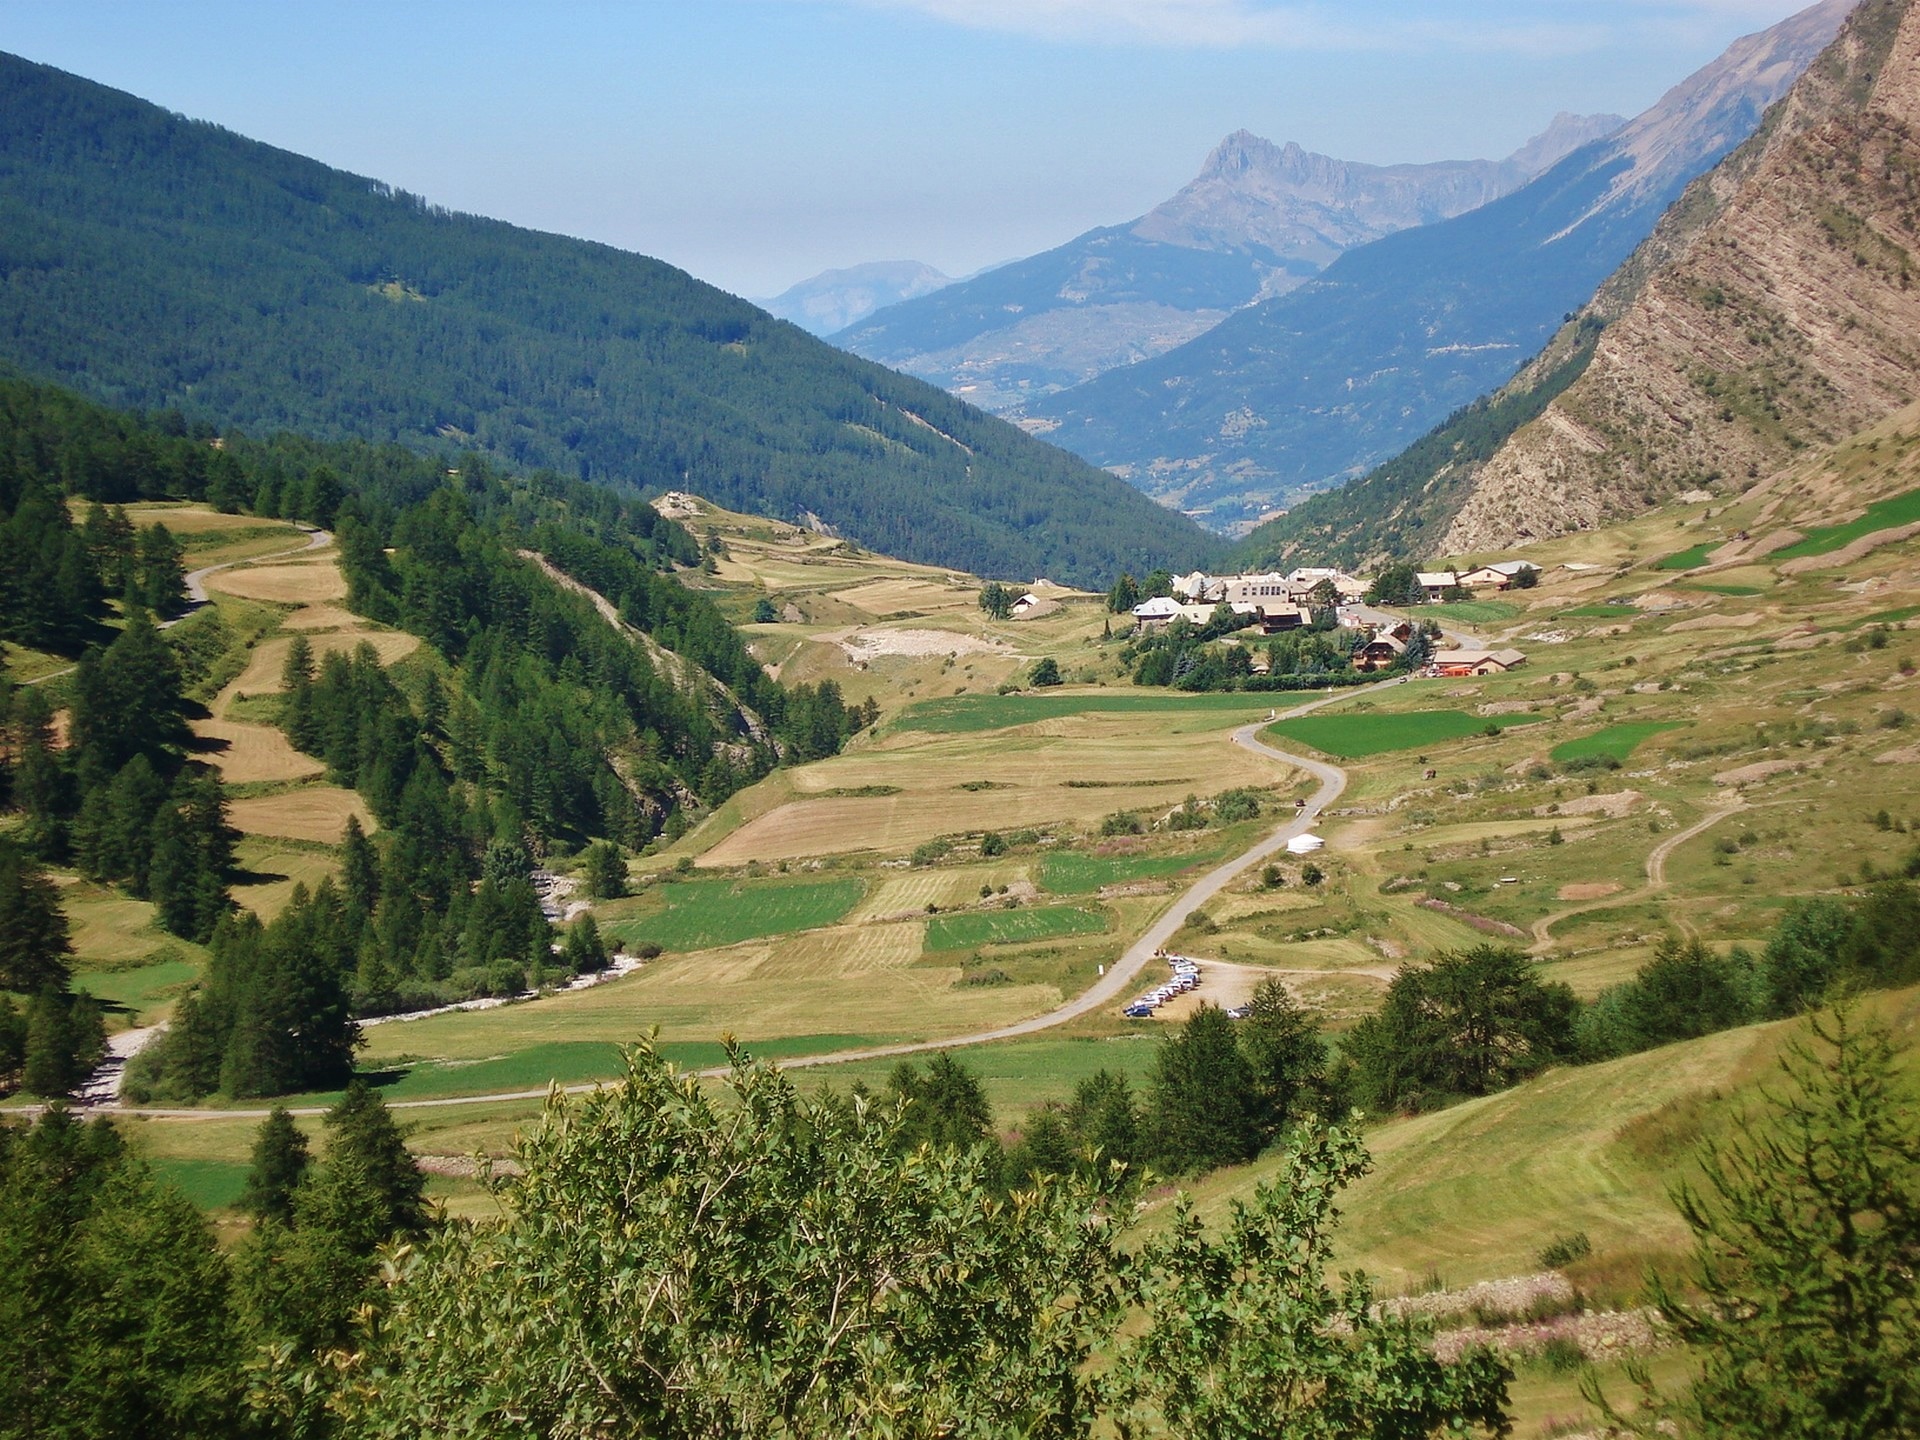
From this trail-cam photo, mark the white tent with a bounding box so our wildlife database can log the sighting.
[1286,834,1324,855]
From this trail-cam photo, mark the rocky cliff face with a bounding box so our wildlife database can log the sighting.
[1445,0,1918,552]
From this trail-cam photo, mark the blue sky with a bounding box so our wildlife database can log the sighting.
[2,0,1819,297]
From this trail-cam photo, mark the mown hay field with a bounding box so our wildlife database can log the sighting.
[203,559,347,605]
[193,716,326,785]
[225,786,372,845]
[693,712,1288,866]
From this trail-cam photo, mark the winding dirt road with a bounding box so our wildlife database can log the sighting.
[1528,799,1746,953]
[103,681,1399,1120]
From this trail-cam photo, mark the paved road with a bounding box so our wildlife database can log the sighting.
[96,680,1398,1120]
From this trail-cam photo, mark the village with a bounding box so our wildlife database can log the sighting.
[1124,561,1538,677]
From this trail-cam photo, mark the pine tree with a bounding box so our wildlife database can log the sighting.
[340,814,379,915]
[1146,1004,1259,1174]
[239,1106,311,1227]
[323,1080,427,1238]
[0,844,75,993]
[1238,977,1330,1142]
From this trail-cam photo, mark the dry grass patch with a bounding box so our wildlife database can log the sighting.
[224,630,418,698]
[192,717,326,785]
[230,841,342,922]
[833,578,978,616]
[205,561,348,605]
[226,786,373,845]
[696,719,1286,866]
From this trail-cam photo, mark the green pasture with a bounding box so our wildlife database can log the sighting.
[925,904,1109,951]
[1653,542,1715,571]
[1413,599,1519,626]
[149,1157,252,1211]
[1551,721,1686,765]
[891,690,1274,735]
[1773,485,1920,561]
[1561,604,1639,619]
[1264,710,1540,760]
[797,1033,1168,1122]
[1038,845,1234,895]
[362,1034,887,1101]
[73,954,199,1020]
[1680,582,1764,597]
[602,875,863,952]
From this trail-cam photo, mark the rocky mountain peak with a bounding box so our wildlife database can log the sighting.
[1442,0,1920,554]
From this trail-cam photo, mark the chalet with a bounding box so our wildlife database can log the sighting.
[1130,597,1183,630]
[1416,570,1460,602]
[1457,561,1540,591]
[1355,634,1407,671]
[1255,603,1311,634]
[1431,647,1528,677]
[1170,571,1223,602]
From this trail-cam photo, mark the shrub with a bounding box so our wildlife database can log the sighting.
[1537,1232,1592,1269]
[910,839,952,867]
[1100,811,1142,837]
[1213,787,1263,823]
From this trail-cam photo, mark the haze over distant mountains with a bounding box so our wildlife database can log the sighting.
[832,113,1623,414]
[757,261,953,336]
[1029,0,1855,531]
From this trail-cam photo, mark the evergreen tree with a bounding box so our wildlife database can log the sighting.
[581,838,628,899]
[322,1080,428,1239]
[239,1106,311,1227]
[888,1052,995,1153]
[21,988,106,1098]
[0,843,74,993]
[561,912,609,974]
[1238,977,1330,1142]
[1146,1005,1259,1174]
[0,1110,248,1437]
[1063,1069,1141,1168]
[340,813,380,915]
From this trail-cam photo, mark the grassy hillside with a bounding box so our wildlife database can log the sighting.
[0,53,1220,587]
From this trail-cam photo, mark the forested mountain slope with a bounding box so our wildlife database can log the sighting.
[1031,0,1851,532]
[1442,0,1920,552]
[0,54,1218,586]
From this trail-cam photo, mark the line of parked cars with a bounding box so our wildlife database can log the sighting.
[1123,954,1201,1018]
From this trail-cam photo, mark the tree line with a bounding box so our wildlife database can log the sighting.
[9,1010,1914,1439]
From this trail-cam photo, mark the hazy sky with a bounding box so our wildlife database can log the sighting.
[2,0,1821,297]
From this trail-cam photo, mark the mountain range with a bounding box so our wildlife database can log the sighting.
[0,53,1220,587]
[1030,0,1856,532]
[1236,0,1914,571]
[832,114,1622,415]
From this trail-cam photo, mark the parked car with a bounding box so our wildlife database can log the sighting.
[1124,1002,1155,1018]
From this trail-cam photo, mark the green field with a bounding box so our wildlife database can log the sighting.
[1413,599,1520,625]
[602,876,864,952]
[73,955,199,1018]
[1551,721,1687,765]
[1773,485,1920,560]
[1680,582,1764,597]
[925,905,1109,951]
[1653,542,1715,571]
[149,1157,251,1210]
[354,1035,887,1102]
[1561,604,1640,619]
[1038,846,1232,895]
[891,691,1274,735]
[1264,711,1541,760]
